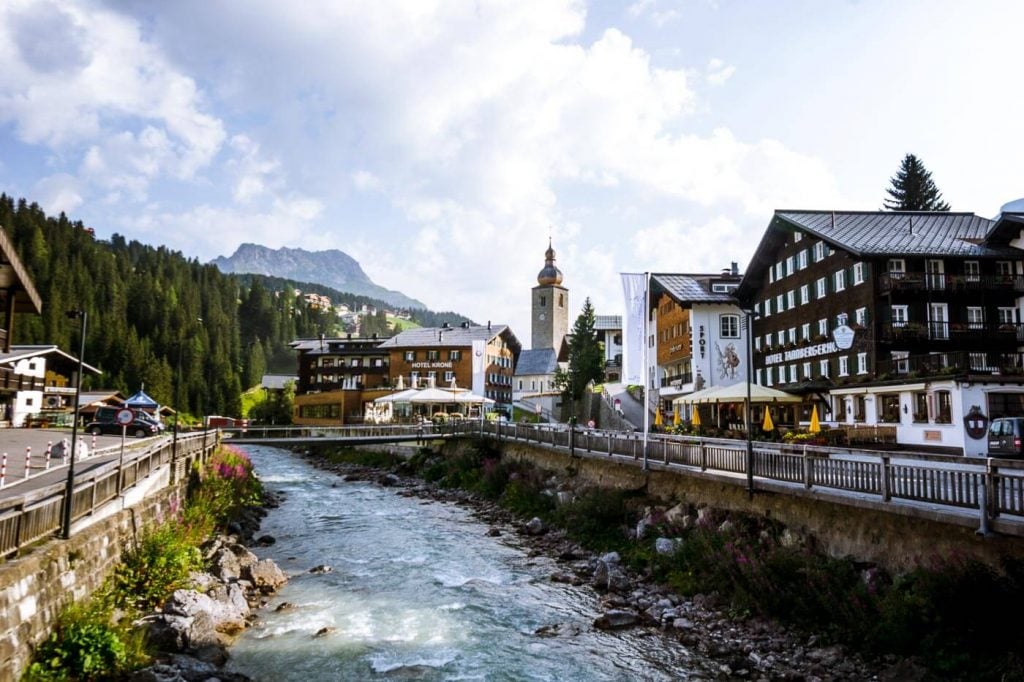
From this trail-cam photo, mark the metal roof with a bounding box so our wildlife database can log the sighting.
[594,315,622,330]
[514,348,558,376]
[650,274,738,304]
[378,325,514,349]
[261,374,297,390]
[774,210,1013,257]
[1,345,101,374]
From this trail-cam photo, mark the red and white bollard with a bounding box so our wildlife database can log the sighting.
[62,438,69,466]
[92,433,97,451]
[46,441,52,470]
[24,446,31,479]
[1,452,6,488]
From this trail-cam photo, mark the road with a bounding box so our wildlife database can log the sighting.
[603,382,646,430]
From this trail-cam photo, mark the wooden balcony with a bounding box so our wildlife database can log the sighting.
[0,368,45,392]
[878,271,1024,295]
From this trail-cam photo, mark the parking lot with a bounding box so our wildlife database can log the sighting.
[0,427,156,482]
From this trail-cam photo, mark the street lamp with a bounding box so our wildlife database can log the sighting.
[62,309,87,539]
[172,317,201,482]
[742,308,755,498]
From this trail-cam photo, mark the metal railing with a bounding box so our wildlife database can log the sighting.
[878,272,1024,294]
[874,351,1024,377]
[0,431,216,558]
[445,421,1024,532]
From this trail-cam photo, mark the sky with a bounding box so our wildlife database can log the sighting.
[1,0,1023,343]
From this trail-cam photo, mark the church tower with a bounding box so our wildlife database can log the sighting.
[531,239,569,351]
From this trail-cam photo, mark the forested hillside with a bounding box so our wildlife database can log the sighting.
[0,196,357,416]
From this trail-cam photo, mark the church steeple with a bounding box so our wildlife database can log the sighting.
[537,238,563,285]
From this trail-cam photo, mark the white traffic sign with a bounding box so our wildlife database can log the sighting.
[115,409,135,426]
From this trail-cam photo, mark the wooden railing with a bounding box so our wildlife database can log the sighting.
[0,432,217,558]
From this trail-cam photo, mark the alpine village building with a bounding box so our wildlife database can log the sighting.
[737,209,1024,455]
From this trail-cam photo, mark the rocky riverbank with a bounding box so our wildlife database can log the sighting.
[303,451,924,682]
[128,495,290,682]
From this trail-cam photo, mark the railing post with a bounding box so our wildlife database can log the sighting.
[663,439,668,465]
[880,455,890,501]
[977,477,992,536]
[607,434,613,457]
[803,451,813,489]
[699,439,706,471]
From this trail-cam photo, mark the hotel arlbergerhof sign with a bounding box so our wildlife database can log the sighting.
[763,341,838,366]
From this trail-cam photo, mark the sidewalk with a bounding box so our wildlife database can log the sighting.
[0,427,148,486]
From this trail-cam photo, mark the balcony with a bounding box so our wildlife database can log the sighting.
[0,368,45,392]
[880,322,1024,344]
[662,372,693,387]
[875,351,1024,378]
[878,272,1024,295]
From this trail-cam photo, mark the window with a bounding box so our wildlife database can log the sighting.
[754,337,761,351]
[427,371,437,382]
[558,293,564,307]
[720,314,740,338]
[926,259,945,290]
[801,323,810,340]
[879,395,901,423]
[350,358,361,367]
[450,350,461,360]
[853,262,865,285]
[913,392,928,423]
[818,318,828,337]
[969,353,988,371]
[888,259,905,274]
[798,250,808,270]
[819,359,830,378]
[444,371,455,383]
[814,242,825,262]
[775,262,784,280]
[967,307,984,330]
[518,379,523,390]
[756,369,763,385]
[794,230,803,242]
[891,305,908,327]
[964,261,980,282]
[855,307,867,327]
[427,350,440,361]
[800,284,809,305]
[777,330,785,346]
[788,365,797,383]
[998,307,1017,325]
[853,396,866,422]
[786,256,795,276]
[539,295,546,307]
[776,294,785,312]
[763,298,771,317]
[802,362,811,379]
[835,395,847,421]
[935,391,952,424]
[816,277,827,299]
[764,367,773,386]
[892,350,909,374]
[787,290,796,309]
[787,327,797,345]
[857,352,868,375]
[838,356,849,376]
[768,267,775,284]
[996,261,1014,275]
[712,283,737,293]
[404,351,415,362]
[764,334,772,348]
[834,269,846,292]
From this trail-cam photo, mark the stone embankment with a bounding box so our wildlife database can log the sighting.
[129,496,289,682]
[302,452,924,681]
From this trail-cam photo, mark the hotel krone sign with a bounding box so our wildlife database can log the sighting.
[764,341,838,366]
[411,361,454,369]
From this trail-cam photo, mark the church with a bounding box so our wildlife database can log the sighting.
[512,240,569,421]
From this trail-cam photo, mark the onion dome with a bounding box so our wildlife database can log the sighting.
[537,239,563,285]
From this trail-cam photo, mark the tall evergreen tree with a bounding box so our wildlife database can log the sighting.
[556,298,604,401]
[883,154,951,211]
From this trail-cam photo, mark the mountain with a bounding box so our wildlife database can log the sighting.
[211,244,426,310]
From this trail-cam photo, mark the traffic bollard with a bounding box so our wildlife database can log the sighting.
[24,447,31,479]
[46,441,52,470]
[1,453,6,488]
[62,438,69,466]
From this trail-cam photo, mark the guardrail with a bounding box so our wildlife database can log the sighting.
[0,431,217,558]
[447,421,1024,532]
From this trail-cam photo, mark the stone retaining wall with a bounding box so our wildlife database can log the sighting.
[446,438,1024,574]
[0,482,184,681]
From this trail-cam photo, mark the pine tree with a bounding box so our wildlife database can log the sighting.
[557,298,604,401]
[883,154,951,211]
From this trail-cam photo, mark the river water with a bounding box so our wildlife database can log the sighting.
[226,446,704,681]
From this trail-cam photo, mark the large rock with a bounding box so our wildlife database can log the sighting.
[592,553,630,593]
[655,537,682,555]
[163,587,249,635]
[664,503,688,527]
[247,558,288,592]
[525,517,546,535]
[593,609,639,630]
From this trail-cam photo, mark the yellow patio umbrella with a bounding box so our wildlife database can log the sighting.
[654,409,663,427]
[762,407,775,432]
[691,408,702,427]
[809,405,821,433]
[673,406,681,426]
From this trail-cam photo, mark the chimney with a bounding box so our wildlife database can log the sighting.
[487,320,491,331]
[731,261,739,276]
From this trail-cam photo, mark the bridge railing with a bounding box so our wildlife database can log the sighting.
[466,421,1024,530]
[221,423,439,440]
[0,431,217,558]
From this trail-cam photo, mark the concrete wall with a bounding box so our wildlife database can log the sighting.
[454,438,1024,574]
[0,476,185,680]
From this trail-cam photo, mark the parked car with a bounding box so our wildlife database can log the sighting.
[86,420,159,438]
[987,417,1024,457]
[93,406,165,432]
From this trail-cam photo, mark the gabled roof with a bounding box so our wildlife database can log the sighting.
[514,348,559,376]
[379,325,513,349]
[262,374,297,390]
[125,390,159,408]
[984,212,1024,248]
[650,274,739,305]
[738,209,1021,302]
[0,345,101,374]
[594,315,622,331]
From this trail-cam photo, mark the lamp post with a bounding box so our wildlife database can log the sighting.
[62,310,87,539]
[172,318,201,483]
[743,308,754,498]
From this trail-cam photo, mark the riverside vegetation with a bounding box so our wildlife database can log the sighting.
[316,439,1024,681]
[24,445,272,681]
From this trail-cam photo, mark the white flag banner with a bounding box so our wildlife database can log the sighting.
[471,339,486,395]
[620,273,647,386]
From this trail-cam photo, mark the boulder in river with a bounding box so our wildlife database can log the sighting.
[247,558,288,592]
[593,609,640,630]
[525,517,546,535]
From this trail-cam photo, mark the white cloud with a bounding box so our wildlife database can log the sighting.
[32,173,84,215]
[705,58,736,86]
[351,170,382,193]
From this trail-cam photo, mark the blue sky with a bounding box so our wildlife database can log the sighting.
[1,0,1022,341]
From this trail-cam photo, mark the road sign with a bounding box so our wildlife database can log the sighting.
[115,409,135,426]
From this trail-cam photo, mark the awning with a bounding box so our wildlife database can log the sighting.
[673,383,801,405]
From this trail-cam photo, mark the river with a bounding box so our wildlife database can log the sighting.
[225,445,707,681]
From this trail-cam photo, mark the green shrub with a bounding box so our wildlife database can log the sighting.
[111,521,203,611]
[325,447,403,469]
[552,488,638,553]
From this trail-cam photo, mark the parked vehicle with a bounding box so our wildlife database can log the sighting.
[86,420,159,438]
[93,406,165,431]
[987,417,1024,457]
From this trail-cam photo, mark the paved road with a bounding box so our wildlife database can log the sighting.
[603,382,646,430]
[0,427,158,493]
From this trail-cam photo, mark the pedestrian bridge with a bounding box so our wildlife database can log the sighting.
[219,422,1024,538]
